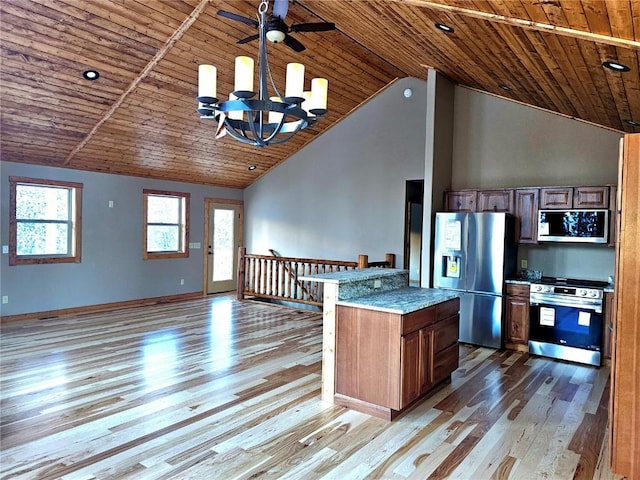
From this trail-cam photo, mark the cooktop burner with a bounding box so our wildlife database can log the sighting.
[537,276,609,289]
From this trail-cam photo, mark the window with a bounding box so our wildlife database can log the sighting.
[143,189,190,259]
[9,177,83,265]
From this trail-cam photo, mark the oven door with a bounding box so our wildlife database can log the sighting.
[529,299,603,351]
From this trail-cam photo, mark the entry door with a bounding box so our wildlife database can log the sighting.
[207,201,242,294]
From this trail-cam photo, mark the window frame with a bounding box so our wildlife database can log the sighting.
[143,189,190,260]
[9,176,83,266]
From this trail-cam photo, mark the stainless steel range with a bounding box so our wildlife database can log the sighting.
[528,277,607,366]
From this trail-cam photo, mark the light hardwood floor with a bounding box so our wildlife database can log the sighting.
[0,295,624,480]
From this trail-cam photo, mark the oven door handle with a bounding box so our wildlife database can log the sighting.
[530,296,602,313]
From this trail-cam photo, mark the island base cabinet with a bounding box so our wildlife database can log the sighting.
[335,298,460,420]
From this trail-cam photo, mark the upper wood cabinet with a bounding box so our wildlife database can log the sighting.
[540,186,609,209]
[539,187,573,209]
[445,184,613,245]
[444,190,476,212]
[514,189,539,244]
[477,189,514,214]
[574,186,609,208]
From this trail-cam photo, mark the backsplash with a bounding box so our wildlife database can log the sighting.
[518,244,615,282]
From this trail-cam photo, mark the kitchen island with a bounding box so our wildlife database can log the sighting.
[336,288,460,420]
[300,268,460,420]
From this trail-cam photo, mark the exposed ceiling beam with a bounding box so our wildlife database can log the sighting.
[393,0,640,51]
[62,0,214,165]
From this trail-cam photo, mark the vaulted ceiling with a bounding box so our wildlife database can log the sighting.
[1,0,638,189]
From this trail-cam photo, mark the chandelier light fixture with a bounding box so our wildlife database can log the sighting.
[196,0,329,147]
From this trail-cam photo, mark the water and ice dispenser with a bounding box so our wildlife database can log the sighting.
[444,255,461,278]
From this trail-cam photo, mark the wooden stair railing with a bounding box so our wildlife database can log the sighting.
[268,249,315,301]
[237,248,397,307]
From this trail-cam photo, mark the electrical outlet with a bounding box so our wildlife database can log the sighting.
[180,279,184,285]
[2,296,8,304]
[108,200,114,208]
[2,245,8,254]
[521,259,528,269]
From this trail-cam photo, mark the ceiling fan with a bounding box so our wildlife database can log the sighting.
[218,0,335,52]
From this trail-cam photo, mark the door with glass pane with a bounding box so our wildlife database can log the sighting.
[207,201,242,294]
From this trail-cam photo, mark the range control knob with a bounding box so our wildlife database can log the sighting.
[589,290,599,298]
[577,289,588,297]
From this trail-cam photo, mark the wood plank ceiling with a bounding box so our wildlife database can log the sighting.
[1,0,638,189]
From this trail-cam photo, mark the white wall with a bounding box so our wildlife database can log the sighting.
[244,77,429,267]
[0,161,243,316]
[452,87,622,189]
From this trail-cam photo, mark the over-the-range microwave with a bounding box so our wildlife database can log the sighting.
[537,209,609,243]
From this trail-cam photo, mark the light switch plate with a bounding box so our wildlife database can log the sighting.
[521,259,528,269]
[2,245,8,254]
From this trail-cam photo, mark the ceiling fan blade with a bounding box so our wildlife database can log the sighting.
[237,34,260,44]
[217,10,259,28]
[273,0,289,20]
[290,22,336,33]
[284,34,305,52]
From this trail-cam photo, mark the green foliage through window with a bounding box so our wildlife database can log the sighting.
[143,190,189,259]
[9,177,82,265]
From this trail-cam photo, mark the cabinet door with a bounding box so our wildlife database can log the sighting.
[477,190,514,214]
[515,189,539,243]
[444,191,477,212]
[400,330,421,408]
[573,186,609,208]
[505,295,530,345]
[540,187,573,209]
[419,328,433,394]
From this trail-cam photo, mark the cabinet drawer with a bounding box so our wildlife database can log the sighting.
[433,316,459,352]
[436,298,460,321]
[444,191,477,212]
[506,284,530,297]
[540,187,573,209]
[477,189,514,214]
[402,307,435,335]
[433,343,459,385]
[574,186,608,208]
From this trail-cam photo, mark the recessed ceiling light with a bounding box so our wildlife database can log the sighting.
[499,84,512,91]
[82,69,100,80]
[602,61,630,72]
[248,165,257,171]
[625,119,640,127]
[435,23,454,34]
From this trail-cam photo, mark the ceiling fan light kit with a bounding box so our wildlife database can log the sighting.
[196,0,333,147]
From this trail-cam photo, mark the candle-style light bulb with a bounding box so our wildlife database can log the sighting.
[311,78,328,111]
[234,56,254,94]
[198,65,217,101]
[285,63,305,99]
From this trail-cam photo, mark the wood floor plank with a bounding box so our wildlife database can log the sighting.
[0,295,624,480]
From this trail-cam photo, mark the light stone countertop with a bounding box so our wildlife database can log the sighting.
[299,267,408,284]
[336,287,459,315]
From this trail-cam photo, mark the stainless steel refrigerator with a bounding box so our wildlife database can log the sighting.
[433,212,517,348]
